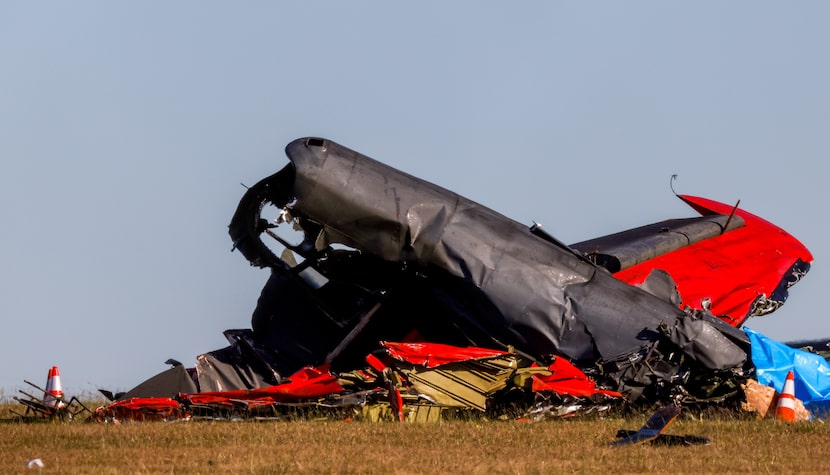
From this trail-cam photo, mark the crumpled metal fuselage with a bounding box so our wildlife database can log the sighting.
[227,138,750,401]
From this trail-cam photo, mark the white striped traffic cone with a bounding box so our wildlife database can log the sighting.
[43,366,66,409]
[775,370,796,422]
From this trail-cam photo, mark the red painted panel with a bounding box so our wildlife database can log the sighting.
[614,195,812,326]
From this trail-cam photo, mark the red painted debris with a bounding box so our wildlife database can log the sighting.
[531,358,622,398]
[95,397,185,422]
[181,365,343,406]
[615,195,813,326]
[381,342,509,368]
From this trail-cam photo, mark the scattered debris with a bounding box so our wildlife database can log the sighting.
[614,429,712,447]
[610,405,711,447]
[12,367,91,422]
[90,342,625,423]
[19,137,824,425]
[95,397,188,423]
[610,405,682,447]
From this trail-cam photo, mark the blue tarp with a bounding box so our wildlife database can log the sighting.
[745,327,830,418]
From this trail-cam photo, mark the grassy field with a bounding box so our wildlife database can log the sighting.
[1,404,828,474]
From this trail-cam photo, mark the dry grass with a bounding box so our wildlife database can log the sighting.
[1,405,828,474]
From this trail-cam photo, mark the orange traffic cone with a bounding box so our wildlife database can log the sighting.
[43,366,66,409]
[775,370,796,422]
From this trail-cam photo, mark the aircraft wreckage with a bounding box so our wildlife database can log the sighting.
[105,137,814,420]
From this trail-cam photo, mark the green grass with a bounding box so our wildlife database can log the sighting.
[2,405,828,474]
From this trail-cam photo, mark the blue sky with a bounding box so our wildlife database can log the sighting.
[2,2,828,395]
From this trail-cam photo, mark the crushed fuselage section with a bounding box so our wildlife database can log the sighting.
[223,137,757,404]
